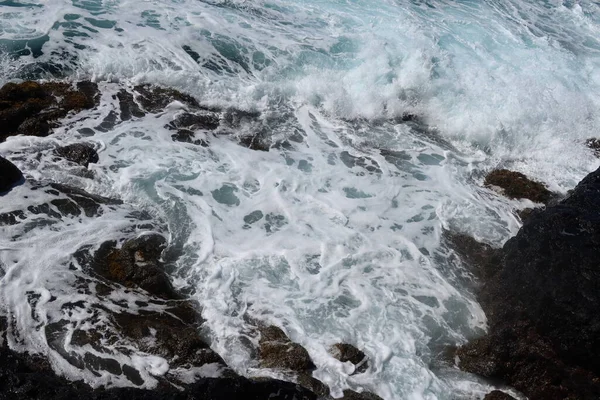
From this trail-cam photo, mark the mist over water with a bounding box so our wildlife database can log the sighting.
[1,0,600,398]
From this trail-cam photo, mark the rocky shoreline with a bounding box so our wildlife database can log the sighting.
[0,80,381,400]
[2,79,600,399]
[451,164,600,399]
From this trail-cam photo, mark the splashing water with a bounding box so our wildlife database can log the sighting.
[1,0,600,398]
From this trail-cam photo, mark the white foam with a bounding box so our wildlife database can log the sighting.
[2,0,600,398]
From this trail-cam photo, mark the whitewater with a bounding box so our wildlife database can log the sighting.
[1,0,600,398]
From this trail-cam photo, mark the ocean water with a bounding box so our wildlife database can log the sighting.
[1,0,600,398]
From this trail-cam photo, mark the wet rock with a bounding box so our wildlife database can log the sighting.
[585,138,600,157]
[0,183,121,231]
[0,345,317,400]
[484,169,554,204]
[133,85,200,113]
[330,343,369,374]
[168,112,220,131]
[50,183,122,217]
[111,306,226,369]
[54,143,99,167]
[0,81,99,141]
[90,234,179,299]
[0,155,24,193]
[340,390,384,400]
[516,207,536,222]
[442,230,501,279]
[116,89,145,121]
[340,151,382,174]
[239,132,271,151]
[170,129,209,146]
[458,166,600,399]
[259,325,316,372]
[483,391,517,400]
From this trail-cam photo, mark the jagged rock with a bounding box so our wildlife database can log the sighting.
[484,169,554,204]
[54,143,99,167]
[0,346,317,400]
[133,85,200,113]
[89,234,179,300]
[171,129,209,146]
[116,89,145,121]
[0,183,121,225]
[0,156,23,193]
[111,303,227,369]
[258,325,315,372]
[339,151,382,174]
[456,166,600,399]
[585,138,600,157]
[0,81,99,141]
[168,112,220,131]
[238,132,271,152]
[340,390,384,400]
[442,230,501,279]
[483,390,517,400]
[330,343,369,374]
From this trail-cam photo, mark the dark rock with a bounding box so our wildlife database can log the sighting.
[133,85,200,113]
[258,325,316,372]
[484,169,554,204]
[457,166,600,399]
[339,151,382,174]
[340,390,384,400]
[54,143,99,167]
[0,81,99,141]
[90,234,179,299]
[111,306,226,369]
[171,129,209,146]
[296,375,329,397]
[442,230,501,279]
[116,90,145,121]
[0,345,317,400]
[483,390,517,400]
[585,138,600,157]
[0,183,122,228]
[0,156,24,193]
[516,207,536,222]
[16,117,50,136]
[239,132,271,152]
[169,112,220,131]
[50,183,121,217]
[330,343,369,374]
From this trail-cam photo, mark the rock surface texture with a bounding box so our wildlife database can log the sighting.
[0,155,23,193]
[484,169,554,204]
[458,166,600,399]
[0,81,99,141]
[0,346,316,400]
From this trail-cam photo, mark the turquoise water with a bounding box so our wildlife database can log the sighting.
[1,0,600,398]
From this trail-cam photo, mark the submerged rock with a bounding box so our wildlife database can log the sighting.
[484,169,554,204]
[330,343,369,374]
[340,390,384,400]
[0,81,99,141]
[0,156,23,193]
[133,84,200,113]
[89,234,179,300]
[0,182,121,227]
[456,166,600,399]
[55,143,99,167]
[112,306,227,369]
[483,391,517,400]
[238,132,271,151]
[259,325,316,372]
[442,230,501,280]
[585,138,600,157]
[0,345,316,400]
